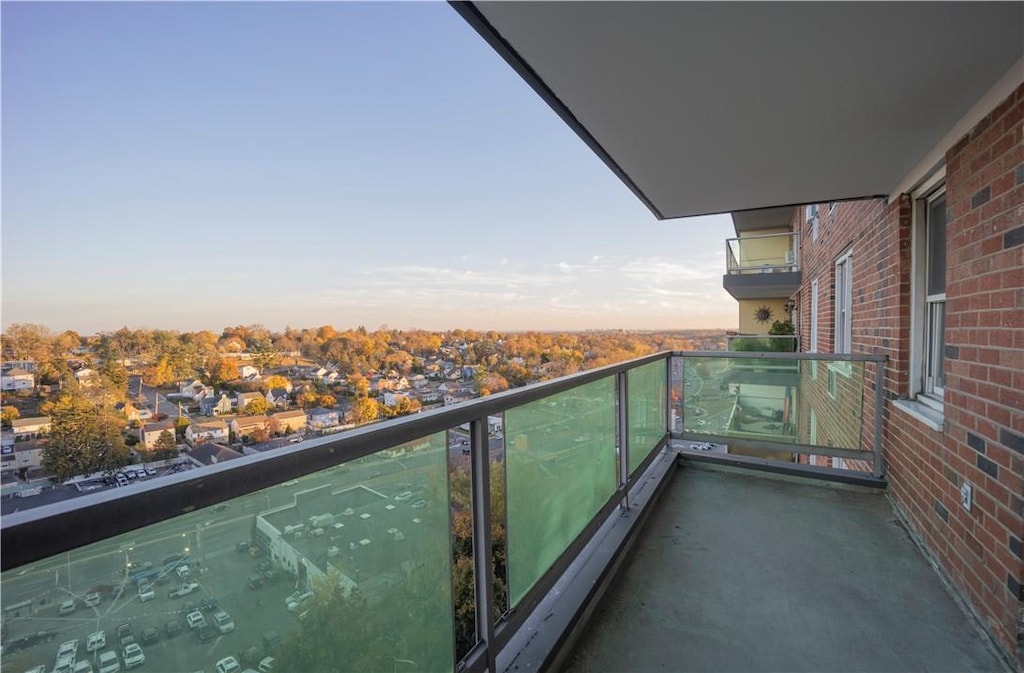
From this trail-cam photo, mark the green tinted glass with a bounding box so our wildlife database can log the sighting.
[628,360,667,474]
[504,378,617,607]
[0,435,455,673]
[682,357,866,452]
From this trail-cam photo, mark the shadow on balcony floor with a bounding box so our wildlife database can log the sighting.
[561,463,1007,673]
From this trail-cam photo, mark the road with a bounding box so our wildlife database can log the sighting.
[131,376,187,420]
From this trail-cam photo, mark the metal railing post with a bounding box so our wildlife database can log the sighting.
[873,360,885,478]
[469,416,496,671]
[669,354,680,438]
[616,371,629,505]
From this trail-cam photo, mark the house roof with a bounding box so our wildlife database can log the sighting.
[454,2,1024,218]
[188,442,243,466]
[3,368,32,377]
[232,415,270,428]
[142,420,176,433]
[307,407,336,416]
[11,416,51,429]
[237,392,262,400]
[190,419,228,432]
[269,388,289,397]
[272,410,307,421]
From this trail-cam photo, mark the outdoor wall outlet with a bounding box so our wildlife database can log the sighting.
[960,482,973,512]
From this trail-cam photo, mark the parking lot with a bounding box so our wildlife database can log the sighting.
[1,442,451,673]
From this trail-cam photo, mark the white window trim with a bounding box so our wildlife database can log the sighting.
[834,250,853,354]
[909,169,947,407]
[806,204,819,242]
[809,278,819,353]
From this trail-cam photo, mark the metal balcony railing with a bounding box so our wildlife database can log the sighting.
[725,334,798,352]
[0,350,884,673]
[725,232,800,274]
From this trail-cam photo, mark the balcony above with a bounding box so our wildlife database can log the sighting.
[723,232,801,300]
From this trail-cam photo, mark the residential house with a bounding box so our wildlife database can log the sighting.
[115,401,143,423]
[271,410,307,434]
[139,420,176,450]
[1,367,35,391]
[236,392,264,411]
[74,368,101,387]
[264,388,291,408]
[230,415,270,441]
[200,393,233,417]
[306,407,339,431]
[415,387,443,404]
[185,419,229,447]
[192,385,215,402]
[11,417,51,441]
[13,439,46,474]
[1,360,37,373]
[186,442,244,468]
[238,364,260,381]
[382,392,409,407]
[179,379,207,399]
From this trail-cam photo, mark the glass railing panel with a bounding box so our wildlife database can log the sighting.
[682,356,866,453]
[504,377,617,608]
[627,359,668,474]
[725,233,799,274]
[726,335,798,352]
[0,435,455,673]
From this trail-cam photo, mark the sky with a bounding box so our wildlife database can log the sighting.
[1,1,737,335]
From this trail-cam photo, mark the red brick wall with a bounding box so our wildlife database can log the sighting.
[795,83,1023,663]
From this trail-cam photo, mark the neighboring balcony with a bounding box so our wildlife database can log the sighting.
[723,232,801,300]
[0,352,1007,673]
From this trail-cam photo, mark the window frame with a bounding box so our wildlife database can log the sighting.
[806,204,819,242]
[833,250,853,354]
[910,170,947,407]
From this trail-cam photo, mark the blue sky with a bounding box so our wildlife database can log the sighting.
[2,1,736,335]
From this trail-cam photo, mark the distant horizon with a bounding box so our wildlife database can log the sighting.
[0,321,740,338]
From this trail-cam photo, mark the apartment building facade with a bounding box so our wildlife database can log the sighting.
[771,85,1023,660]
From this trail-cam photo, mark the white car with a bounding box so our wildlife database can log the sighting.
[138,584,155,602]
[84,592,102,607]
[215,656,242,673]
[122,643,145,669]
[97,650,120,673]
[394,491,412,502]
[186,610,207,629]
[258,657,275,673]
[59,599,77,615]
[212,609,235,634]
[286,590,314,613]
[86,631,106,652]
[57,639,79,659]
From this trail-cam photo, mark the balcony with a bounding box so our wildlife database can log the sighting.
[723,233,801,300]
[0,353,1006,673]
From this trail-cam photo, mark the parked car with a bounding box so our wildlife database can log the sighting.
[215,656,241,673]
[84,592,102,607]
[58,599,77,615]
[212,609,235,634]
[141,627,159,645]
[86,630,106,652]
[138,584,155,602]
[258,657,275,673]
[236,541,250,554]
[195,623,217,643]
[168,582,200,599]
[122,643,145,669]
[247,574,265,590]
[116,623,133,647]
[185,610,207,629]
[97,649,121,673]
[286,591,314,613]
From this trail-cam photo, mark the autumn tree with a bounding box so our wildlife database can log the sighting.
[142,356,175,387]
[245,397,271,416]
[351,397,379,424]
[1,406,19,428]
[261,375,291,392]
[174,416,191,437]
[206,357,239,386]
[41,391,130,481]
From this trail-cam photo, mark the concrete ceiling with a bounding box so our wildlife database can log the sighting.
[454,2,1024,220]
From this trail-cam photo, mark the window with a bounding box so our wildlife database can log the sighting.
[834,251,852,353]
[806,204,819,242]
[915,183,947,401]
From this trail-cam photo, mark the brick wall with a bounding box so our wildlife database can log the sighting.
[793,83,1023,664]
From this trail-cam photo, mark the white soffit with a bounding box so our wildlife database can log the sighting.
[462,2,1024,220]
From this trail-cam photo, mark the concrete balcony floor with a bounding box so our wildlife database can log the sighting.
[562,463,1008,673]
